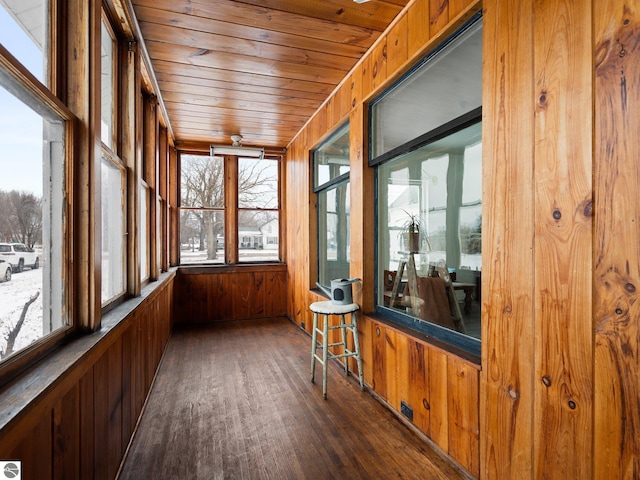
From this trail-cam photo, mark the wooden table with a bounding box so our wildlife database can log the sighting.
[452,282,476,314]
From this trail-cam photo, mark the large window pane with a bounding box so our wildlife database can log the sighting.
[180,154,225,264]
[101,157,125,304]
[0,0,48,85]
[181,155,224,208]
[314,123,350,187]
[180,209,224,264]
[377,122,481,340]
[371,20,482,158]
[0,80,67,362]
[318,182,350,289]
[101,18,115,148]
[140,182,149,281]
[238,158,278,208]
[238,210,279,262]
[237,157,279,262]
[314,122,350,290]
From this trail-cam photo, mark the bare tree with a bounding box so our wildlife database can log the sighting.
[0,190,42,246]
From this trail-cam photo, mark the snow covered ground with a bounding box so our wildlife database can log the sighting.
[0,267,43,358]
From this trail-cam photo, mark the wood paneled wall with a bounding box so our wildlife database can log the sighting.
[482,0,640,478]
[285,0,482,476]
[0,275,174,480]
[173,265,288,324]
[286,0,640,478]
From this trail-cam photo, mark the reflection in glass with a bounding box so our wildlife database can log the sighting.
[101,158,125,303]
[140,182,149,280]
[318,182,350,289]
[101,19,115,148]
[377,122,481,339]
[314,123,350,187]
[371,20,482,158]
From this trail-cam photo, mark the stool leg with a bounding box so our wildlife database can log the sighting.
[322,313,329,399]
[310,312,318,383]
[351,311,365,391]
[339,314,348,374]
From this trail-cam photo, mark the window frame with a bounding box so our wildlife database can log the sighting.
[100,148,128,309]
[0,38,75,386]
[177,149,283,266]
[99,8,130,311]
[312,121,351,291]
[369,15,483,357]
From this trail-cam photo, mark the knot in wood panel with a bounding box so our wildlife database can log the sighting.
[538,89,548,108]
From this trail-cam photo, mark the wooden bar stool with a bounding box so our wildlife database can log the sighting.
[310,301,364,399]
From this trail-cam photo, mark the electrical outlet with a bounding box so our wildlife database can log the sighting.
[400,401,413,422]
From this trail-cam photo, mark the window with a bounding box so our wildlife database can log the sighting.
[140,182,149,281]
[372,17,482,355]
[0,6,71,365]
[100,17,116,149]
[179,152,280,264]
[313,123,350,290]
[238,157,279,262]
[101,155,126,302]
[100,13,126,306]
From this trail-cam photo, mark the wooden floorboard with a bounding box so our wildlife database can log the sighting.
[118,317,468,480]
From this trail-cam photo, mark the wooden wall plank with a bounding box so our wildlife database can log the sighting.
[407,339,430,435]
[408,0,430,57]
[10,419,52,480]
[384,327,399,409]
[107,338,124,472]
[371,322,387,398]
[593,2,640,478]
[429,0,448,37]
[53,384,80,480]
[369,38,388,95]
[358,316,374,387]
[428,348,448,452]
[386,13,408,76]
[532,0,593,477]
[93,354,109,480]
[79,369,94,480]
[121,326,133,449]
[447,357,479,477]
[480,0,535,477]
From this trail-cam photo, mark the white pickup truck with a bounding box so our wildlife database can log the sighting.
[0,242,39,273]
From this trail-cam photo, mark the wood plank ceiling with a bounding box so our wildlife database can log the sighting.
[130,0,410,149]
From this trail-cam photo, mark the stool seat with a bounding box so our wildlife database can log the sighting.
[310,301,364,399]
[310,301,359,315]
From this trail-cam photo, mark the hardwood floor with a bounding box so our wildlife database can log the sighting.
[118,317,469,479]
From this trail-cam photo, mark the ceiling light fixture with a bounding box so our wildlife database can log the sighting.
[210,134,264,159]
[353,0,370,3]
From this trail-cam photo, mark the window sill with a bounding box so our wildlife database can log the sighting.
[0,268,177,434]
[177,262,286,275]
